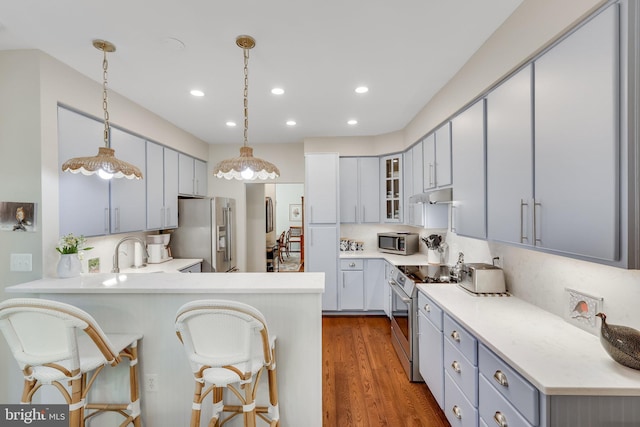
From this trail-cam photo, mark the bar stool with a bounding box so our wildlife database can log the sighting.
[175,300,280,427]
[0,298,142,427]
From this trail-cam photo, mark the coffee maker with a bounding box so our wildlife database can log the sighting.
[146,234,172,263]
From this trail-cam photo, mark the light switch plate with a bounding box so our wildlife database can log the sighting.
[564,288,603,335]
[10,253,32,272]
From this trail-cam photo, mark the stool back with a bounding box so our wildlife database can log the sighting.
[175,300,274,372]
[0,298,119,372]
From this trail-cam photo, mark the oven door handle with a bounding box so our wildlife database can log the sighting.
[388,280,411,304]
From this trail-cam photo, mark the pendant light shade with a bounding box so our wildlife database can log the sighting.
[213,35,280,181]
[61,40,143,180]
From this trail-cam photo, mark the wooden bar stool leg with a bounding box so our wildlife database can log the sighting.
[191,380,204,427]
[210,387,223,427]
[127,344,142,427]
[69,373,83,427]
[243,383,257,427]
[268,348,280,427]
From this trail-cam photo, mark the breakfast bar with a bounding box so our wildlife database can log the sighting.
[5,272,324,427]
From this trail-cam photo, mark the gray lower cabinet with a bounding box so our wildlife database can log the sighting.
[338,258,387,312]
[308,225,339,310]
[179,262,202,273]
[417,292,444,408]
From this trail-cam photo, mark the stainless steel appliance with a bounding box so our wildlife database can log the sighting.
[378,232,419,255]
[388,264,453,382]
[458,263,505,294]
[171,197,237,272]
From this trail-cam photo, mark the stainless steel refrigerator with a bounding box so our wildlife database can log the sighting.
[171,197,237,272]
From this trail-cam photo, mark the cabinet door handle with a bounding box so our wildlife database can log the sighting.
[494,411,508,427]
[493,370,509,387]
[450,330,460,342]
[451,205,457,233]
[104,208,109,234]
[349,262,356,267]
[451,360,461,374]
[533,199,542,246]
[362,206,365,222]
[424,304,431,312]
[114,207,120,232]
[429,163,435,186]
[452,405,462,419]
[519,199,528,243]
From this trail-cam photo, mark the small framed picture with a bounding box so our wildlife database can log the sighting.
[0,201,37,232]
[289,204,302,221]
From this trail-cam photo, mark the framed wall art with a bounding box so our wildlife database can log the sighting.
[0,201,37,232]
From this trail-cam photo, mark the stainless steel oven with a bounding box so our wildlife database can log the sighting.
[387,266,422,382]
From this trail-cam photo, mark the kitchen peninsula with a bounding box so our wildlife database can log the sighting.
[5,272,324,427]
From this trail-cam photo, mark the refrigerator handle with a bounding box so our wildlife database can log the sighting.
[225,206,233,263]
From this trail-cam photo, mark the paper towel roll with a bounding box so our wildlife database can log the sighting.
[134,242,144,267]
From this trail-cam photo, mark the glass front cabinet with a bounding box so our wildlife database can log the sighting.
[381,154,402,222]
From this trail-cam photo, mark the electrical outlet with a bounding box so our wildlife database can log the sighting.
[10,253,32,272]
[144,374,158,392]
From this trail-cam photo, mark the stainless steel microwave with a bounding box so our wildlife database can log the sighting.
[377,232,419,255]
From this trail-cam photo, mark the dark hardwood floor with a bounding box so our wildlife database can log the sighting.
[323,316,450,427]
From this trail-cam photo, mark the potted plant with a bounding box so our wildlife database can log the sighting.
[56,233,93,278]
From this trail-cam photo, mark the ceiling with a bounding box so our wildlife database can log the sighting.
[0,0,523,145]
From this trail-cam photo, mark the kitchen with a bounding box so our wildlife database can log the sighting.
[2,0,640,426]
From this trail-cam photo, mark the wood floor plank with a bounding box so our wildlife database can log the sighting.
[323,316,450,427]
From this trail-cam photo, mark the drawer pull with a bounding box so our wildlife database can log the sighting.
[349,262,356,267]
[424,304,431,312]
[452,405,462,419]
[494,411,508,427]
[450,330,460,342]
[451,360,461,374]
[493,370,509,387]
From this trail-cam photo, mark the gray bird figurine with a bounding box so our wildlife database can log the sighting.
[596,313,640,370]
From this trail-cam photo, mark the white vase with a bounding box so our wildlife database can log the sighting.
[57,253,81,278]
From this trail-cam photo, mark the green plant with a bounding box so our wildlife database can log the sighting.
[56,233,93,254]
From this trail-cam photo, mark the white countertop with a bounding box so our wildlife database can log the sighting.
[418,283,640,396]
[120,258,203,273]
[340,250,431,265]
[5,272,325,294]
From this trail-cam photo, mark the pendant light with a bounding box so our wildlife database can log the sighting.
[213,35,280,180]
[61,40,143,180]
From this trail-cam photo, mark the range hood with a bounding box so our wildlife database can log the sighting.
[409,188,452,204]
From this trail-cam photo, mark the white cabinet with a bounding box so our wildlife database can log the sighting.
[339,157,380,223]
[147,141,179,230]
[381,154,402,222]
[178,153,207,197]
[486,65,533,245]
[58,107,146,237]
[533,5,618,262]
[340,259,364,310]
[424,123,452,191]
[452,100,486,239]
[108,127,146,234]
[305,153,339,310]
[418,291,444,409]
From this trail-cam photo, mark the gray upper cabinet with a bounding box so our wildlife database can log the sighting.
[58,107,146,237]
[452,99,486,239]
[178,153,208,197]
[147,141,179,230]
[487,65,534,245]
[339,157,380,223]
[58,107,110,237]
[534,5,618,261]
[108,127,146,234]
[306,153,339,224]
[424,123,452,191]
[381,154,403,222]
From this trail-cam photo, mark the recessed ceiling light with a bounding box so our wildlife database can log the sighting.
[190,89,205,97]
[355,86,369,94]
[226,121,237,127]
[286,120,296,126]
[271,88,285,95]
[347,119,358,125]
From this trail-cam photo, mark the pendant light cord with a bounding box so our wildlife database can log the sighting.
[102,48,110,148]
[243,46,249,148]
